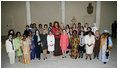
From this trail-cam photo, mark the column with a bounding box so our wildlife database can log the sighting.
[26,1,31,25]
[96,1,101,29]
[61,1,66,26]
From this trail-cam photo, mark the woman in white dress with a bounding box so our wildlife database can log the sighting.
[5,34,15,64]
[85,31,95,60]
[47,31,55,56]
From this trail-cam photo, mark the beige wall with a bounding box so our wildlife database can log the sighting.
[1,1,117,36]
[1,1,26,36]
[65,1,96,27]
[100,1,117,34]
[30,1,61,27]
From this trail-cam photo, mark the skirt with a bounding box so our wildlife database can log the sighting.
[54,38,61,56]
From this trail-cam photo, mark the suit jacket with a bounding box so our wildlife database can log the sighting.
[33,34,41,47]
[5,39,15,53]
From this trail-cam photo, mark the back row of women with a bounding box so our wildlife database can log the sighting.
[6,21,113,65]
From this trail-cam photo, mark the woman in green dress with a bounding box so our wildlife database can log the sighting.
[14,32,23,62]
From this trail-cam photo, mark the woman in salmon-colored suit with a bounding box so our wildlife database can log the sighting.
[60,29,69,58]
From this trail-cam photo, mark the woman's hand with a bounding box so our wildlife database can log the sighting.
[38,43,41,45]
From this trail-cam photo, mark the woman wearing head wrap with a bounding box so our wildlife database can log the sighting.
[99,30,113,64]
[91,23,98,34]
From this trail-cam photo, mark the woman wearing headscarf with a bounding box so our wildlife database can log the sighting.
[99,30,113,64]
[91,23,98,34]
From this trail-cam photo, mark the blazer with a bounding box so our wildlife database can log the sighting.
[5,39,15,53]
[33,34,41,47]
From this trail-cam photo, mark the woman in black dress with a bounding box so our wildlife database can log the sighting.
[41,29,48,60]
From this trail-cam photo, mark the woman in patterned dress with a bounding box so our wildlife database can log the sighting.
[70,30,80,59]
[21,34,31,64]
[28,32,35,60]
[14,32,23,62]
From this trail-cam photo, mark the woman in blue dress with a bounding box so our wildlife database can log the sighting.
[28,32,35,60]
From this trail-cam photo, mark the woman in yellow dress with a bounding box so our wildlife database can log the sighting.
[21,34,31,64]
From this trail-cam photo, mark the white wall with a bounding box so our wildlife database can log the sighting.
[1,1,117,36]
[65,1,96,27]
[100,1,117,34]
[30,1,61,27]
[1,1,26,36]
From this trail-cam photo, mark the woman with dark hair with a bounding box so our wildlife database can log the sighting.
[38,24,43,34]
[70,30,80,59]
[78,26,85,35]
[85,31,95,60]
[27,31,35,60]
[5,34,15,64]
[8,29,15,38]
[78,31,85,58]
[66,24,69,34]
[47,30,55,57]
[85,27,94,35]
[44,24,48,34]
[24,25,32,37]
[52,21,61,56]
[14,32,23,62]
[33,29,41,60]
[21,34,31,64]
[78,22,81,32]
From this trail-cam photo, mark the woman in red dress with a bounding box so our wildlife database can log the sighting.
[52,21,61,56]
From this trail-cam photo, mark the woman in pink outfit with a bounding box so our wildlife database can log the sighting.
[60,29,69,58]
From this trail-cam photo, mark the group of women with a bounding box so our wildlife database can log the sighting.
[5,21,113,65]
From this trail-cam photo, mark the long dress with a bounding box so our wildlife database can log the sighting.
[68,33,73,49]
[85,35,95,54]
[93,36,100,58]
[53,27,61,56]
[21,38,31,64]
[99,35,113,62]
[14,37,23,57]
[5,39,15,64]
[28,36,35,60]
[60,33,69,51]
[47,35,55,51]
[70,36,80,59]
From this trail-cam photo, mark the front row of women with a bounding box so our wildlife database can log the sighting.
[5,29,113,65]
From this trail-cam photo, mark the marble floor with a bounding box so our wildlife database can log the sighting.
[1,36,117,68]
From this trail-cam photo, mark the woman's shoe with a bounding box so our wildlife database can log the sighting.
[90,58,92,60]
[104,62,106,64]
[65,56,66,58]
